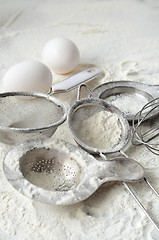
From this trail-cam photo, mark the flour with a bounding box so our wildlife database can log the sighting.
[1,0,159,239]
[106,93,149,116]
[76,110,122,150]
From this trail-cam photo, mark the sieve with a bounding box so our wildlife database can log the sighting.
[0,68,102,145]
[91,80,159,121]
[68,84,130,155]
[67,84,159,232]
[3,137,144,206]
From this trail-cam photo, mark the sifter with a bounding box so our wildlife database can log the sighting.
[0,67,102,144]
[3,137,144,205]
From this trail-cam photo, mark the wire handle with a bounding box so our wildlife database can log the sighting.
[120,150,159,232]
[77,84,93,101]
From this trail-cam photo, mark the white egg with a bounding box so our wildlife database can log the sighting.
[42,37,80,74]
[3,61,52,93]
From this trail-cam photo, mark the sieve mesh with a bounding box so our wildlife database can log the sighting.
[20,148,82,191]
[0,95,64,129]
[70,103,123,152]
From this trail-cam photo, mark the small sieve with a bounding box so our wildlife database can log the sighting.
[0,68,102,144]
[91,81,159,121]
[3,137,144,205]
[68,84,130,155]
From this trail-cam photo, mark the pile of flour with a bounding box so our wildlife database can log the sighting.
[77,110,121,150]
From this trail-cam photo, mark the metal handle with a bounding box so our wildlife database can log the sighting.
[49,67,102,94]
[120,150,159,232]
[77,84,93,101]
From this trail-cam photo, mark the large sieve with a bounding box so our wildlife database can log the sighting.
[3,137,144,205]
[0,68,102,144]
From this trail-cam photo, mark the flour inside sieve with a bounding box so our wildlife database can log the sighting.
[71,104,122,151]
[19,147,82,191]
[0,95,64,129]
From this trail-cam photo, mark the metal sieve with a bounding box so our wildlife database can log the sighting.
[91,81,159,121]
[0,92,67,144]
[3,137,144,205]
[3,136,159,231]
[0,68,102,144]
[68,84,130,155]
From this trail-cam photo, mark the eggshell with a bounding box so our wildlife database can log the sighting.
[3,61,52,93]
[42,37,80,74]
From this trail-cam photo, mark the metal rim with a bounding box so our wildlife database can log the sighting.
[0,91,67,133]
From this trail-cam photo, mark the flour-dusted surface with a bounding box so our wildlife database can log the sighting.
[1,0,159,239]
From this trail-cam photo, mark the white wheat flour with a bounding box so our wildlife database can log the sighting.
[77,110,121,150]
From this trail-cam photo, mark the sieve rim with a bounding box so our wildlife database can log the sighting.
[0,91,67,132]
[68,97,130,155]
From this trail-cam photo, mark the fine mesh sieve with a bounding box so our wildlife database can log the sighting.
[3,137,144,205]
[68,84,130,155]
[0,92,67,144]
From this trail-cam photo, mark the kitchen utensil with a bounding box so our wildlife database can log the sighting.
[132,97,159,155]
[3,138,144,205]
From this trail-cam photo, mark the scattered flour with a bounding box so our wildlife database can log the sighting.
[77,110,122,150]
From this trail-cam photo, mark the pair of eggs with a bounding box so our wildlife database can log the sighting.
[3,38,80,93]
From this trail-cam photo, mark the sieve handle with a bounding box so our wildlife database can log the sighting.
[77,84,93,100]
[50,68,102,94]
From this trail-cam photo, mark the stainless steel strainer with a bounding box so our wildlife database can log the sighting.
[68,84,130,155]
[0,68,102,144]
[3,137,144,205]
[0,92,67,144]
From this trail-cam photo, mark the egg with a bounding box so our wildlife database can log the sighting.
[42,37,80,74]
[3,61,52,93]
